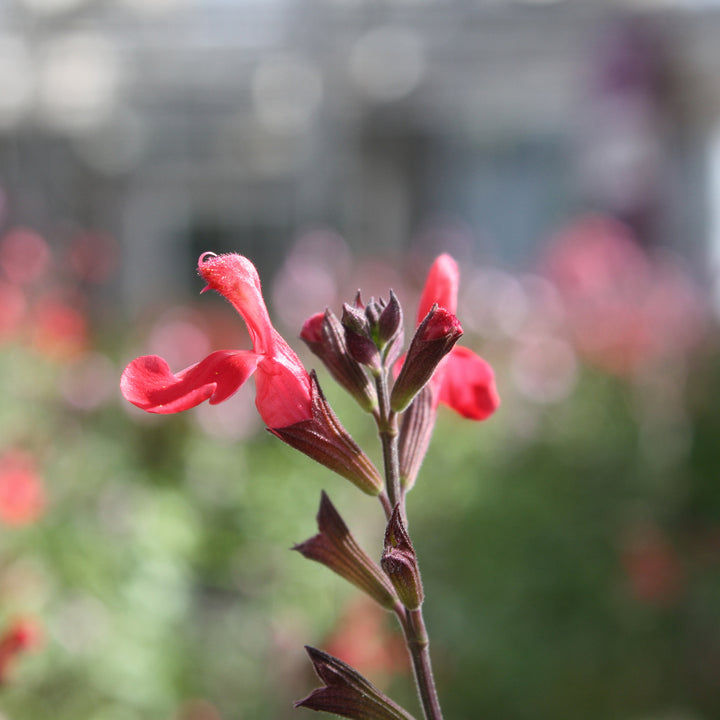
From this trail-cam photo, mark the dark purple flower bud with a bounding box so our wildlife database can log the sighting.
[295,646,417,720]
[269,372,383,495]
[342,304,381,369]
[378,290,403,349]
[398,384,437,492]
[293,492,398,609]
[365,297,382,328]
[301,310,378,413]
[381,505,423,610]
[342,302,371,336]
[390,305,463,413]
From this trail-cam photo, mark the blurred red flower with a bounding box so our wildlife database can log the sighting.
[0,617,43,684]
[621,527,684,606]
[0,450,45,526]
[32,296,89,361]
[323,596,408,684]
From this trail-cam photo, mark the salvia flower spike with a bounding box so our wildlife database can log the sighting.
[293,491,398,609]
[120,251,503,720]
[295,646,417,720]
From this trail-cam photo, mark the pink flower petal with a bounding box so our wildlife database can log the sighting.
[121,350,260,414]
[417,253,459,321]
[438,346,499,420]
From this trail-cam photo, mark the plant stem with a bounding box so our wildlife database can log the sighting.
[402,608,444,720]
[378,490,393,520]
[375,371,401,509]
[376,368,444,720]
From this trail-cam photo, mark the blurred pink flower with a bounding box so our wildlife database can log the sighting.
[0,281,26,341]
[272,229,351,332]
[0,228,50,286]
[543,214,706,374]
[0,450,45,526]
[147,309,212,372]
[66,231,119,284]
[60,352,116,411]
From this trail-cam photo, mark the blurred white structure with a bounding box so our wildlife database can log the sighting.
[0,0,718,310]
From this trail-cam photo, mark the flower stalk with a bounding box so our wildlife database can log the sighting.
[374,351,444,720]
[374,368,402,513]
[120,251,501,720]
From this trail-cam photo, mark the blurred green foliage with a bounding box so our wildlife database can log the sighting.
[1,310,720,720]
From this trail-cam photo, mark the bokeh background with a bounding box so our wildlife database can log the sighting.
[2,0,720,719]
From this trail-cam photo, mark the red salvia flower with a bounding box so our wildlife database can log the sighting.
[121,253,313,428]
[416,254,499,421]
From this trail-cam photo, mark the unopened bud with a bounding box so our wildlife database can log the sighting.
[390,305,463,413]
[378,290,403,349]
[381,505,423,610]
[301,310,378,413]
[295,646,416,720]
[269,372,383,495]
[364,297,382,328]
[293,492,398,610]
[377,291,404,368]
[342,304,380,369]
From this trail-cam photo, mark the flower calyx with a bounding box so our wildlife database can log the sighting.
[381,505,424,611]
[301,309,378,413]
[268,372,383,495]
[397,384,437,492]
[293,491,398,610]
[295,646,417,720]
